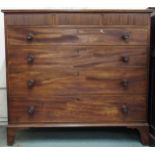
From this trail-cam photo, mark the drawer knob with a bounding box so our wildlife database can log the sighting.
[27,106,35,115]
[76,97,80,101]
[121,105,128,114]
[121,79,129,89]
[26,32,33,41]
[122,55,129,63]
[27,54,34,64]
[122,33,130,41]
[27,80,35,88]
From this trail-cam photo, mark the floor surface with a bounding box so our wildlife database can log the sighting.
[0,126,145,147]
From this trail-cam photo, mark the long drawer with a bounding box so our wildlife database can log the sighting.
[8,68,147,97]
[7,27,149,45]
[9,95,147,124]
[8,46,148,68]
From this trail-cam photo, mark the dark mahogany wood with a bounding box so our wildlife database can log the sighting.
[7,27,149,45]
[7,127,16,146]
[8,68,147,96]
[2,9,151,146]
[9,95,147,123]
[8,46,148,67]
[127,125,150,145]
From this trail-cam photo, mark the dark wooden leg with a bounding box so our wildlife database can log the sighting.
[7,127,16,146]
[136,126,150,146]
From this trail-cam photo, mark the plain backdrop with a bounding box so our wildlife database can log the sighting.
[0,0,155,124]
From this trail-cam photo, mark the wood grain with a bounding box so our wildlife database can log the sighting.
[5,13,55,26]
[3,10,151,145]
[8,68,147,97]
[102,13,150,26]
[8,46,148,67]
[7,27,149,45]
[55,13,102,25]
[8,95,147,123]
[3,11,151,26]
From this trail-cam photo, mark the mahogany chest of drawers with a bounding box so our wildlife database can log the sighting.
[2,9,152,145]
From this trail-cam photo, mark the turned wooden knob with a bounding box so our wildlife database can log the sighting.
[27,106,35,115]
[121,79,129,89]
[27,80,35,88]
[76,97,80,101]
[121,105,128,114]
[27,54,34,64]
[122,33,130,41]
[122,55,129,63]
[26,32,33,41]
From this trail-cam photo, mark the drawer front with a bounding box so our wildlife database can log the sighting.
[9,95,147,124]
[7,27,149,45]
[8,68,147,97]
[8,46,148,68]
[5,13,149,26]
[55,13,149,26]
